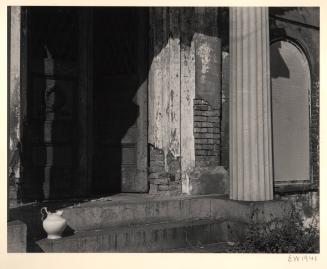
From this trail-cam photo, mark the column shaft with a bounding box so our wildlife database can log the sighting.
[229,7,273,201]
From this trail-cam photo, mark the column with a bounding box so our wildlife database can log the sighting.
[229,7,273,201]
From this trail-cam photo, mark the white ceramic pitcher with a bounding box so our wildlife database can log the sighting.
[41,207,67,239]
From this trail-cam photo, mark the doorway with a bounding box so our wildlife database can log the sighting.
[92,8,148,194]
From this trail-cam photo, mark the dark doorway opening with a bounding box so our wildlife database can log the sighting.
[92,7,148,195]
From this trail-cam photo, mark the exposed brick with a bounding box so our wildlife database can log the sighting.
[158,184,169,191]
[149,165,165,173]
[194,104,209,110]
[194,133,204,139]
[195,138,207,144]
[195,157,219,167]
[206,127,214,133]
[204,133,214,139]
[148,172,170,179]
[149,145,166,175]
[150,152,164,162]
[149,184,158,194]
[208,150,219,156]
[194,110,208,116]
[193,97,222,167]
[168,183,182,192]
[206,110,220,117]
[194,99,208,105]
[195,149,208,156]
[201,122,214,128]
[193,99,202,105]
[195,144,213,150]
[194,116,207,122]
[194,127,207,133]
[153,178,170,185]
[169,180,181,186]
[166,152,181,174]
[157,189,181,196]
[149,160,165,167]
[207,116,220,122]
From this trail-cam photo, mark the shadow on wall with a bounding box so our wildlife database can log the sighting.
[269,9,290,79]
[270,41,290,79]
[92,7,230,194]
[92,7,141,194]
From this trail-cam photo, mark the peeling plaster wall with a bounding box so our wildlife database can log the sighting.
[148,8,181,161]
[148,8,183,194]
[180,8,196,194]
[148,7,223,194]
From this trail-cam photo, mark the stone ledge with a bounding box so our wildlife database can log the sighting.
[36,219,232,252]
[7,220,27,252]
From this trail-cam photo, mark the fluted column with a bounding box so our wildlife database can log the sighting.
[229,7,273,201]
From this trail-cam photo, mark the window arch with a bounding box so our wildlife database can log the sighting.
[270,40,311,183]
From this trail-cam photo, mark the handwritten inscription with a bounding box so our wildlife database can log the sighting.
[288,255,318,262]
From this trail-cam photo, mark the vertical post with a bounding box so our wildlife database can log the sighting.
[8,6,23,207]
[180,8,195,194]
[229,7,273,201]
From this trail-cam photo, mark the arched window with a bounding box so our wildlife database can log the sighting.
[270,40,311,183]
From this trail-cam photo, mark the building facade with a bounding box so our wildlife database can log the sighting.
[8,7,319,207]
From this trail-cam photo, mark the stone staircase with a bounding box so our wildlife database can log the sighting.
[37,219,235,252]
[12,194,292,252]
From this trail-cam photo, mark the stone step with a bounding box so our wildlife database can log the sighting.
[164,242,235,252]
[61,194,216,231]
[36,218,241,252]
[7,220,27,252]
[61,194,291,232]
[9,194,292,252]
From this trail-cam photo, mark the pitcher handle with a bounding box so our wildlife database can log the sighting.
[40,207,48,221]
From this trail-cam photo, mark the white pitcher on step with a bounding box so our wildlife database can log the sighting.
[41,207,67,239]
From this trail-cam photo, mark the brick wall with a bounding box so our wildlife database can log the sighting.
[311,81,319,186]
[148,145,182,195]
[193,98,221,167]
